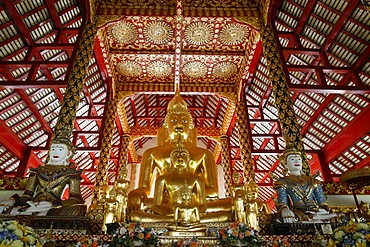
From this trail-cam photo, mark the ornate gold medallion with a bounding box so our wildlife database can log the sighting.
[147,61,172,77]
[144,21,174,44]
[182,61,207,78]
[109,21,137,44]
[219,23,247,45]
[213,62,237,78]
[117,61,142,77]
[184,22,213,45]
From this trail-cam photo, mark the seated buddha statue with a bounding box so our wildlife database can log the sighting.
[130,143,230,224]
[273,141,336,223]
[0,127,86,216]
[128,87,231,216]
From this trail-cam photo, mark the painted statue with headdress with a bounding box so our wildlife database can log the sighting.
[273,141,333,223]
[0,127,86,216]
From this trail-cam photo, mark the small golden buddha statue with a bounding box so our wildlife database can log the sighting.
[114,167,130,222]
[169,180,207,233]
[230,172,247,223]
[103,187,117,232]
[244,180,270,231]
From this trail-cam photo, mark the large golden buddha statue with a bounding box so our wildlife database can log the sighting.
[129,88,219,209]
[128,88,231,223]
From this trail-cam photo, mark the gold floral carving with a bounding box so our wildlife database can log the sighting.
[184,22,213,45]
[144,21,173,44]
[97,15,123,28]
[260,23,309,175]
[183,61,208,78]
[236,100,254,182]
[54,21,97,136]
[213,62,237,78]
[217,92,237,103]
[219,23,247,46]
[233,16,260,30]
[220,101,236,135]
[117,99,130,133]
[221,135,232,197]
[109,21,137,44]
[147,61,172,77]
[92,97,119,204]
[117,61,142,77]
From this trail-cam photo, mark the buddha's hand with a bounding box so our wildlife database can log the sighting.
[127,188,148,211]
[0,199,14,213]
[281,207,295,223]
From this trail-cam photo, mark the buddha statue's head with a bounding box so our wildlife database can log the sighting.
[170,145,190,171]
[279,141,303,176]
[232,172,242,184]
[47,127,75,166]
[246,180,259,199]
[164,87,195,142]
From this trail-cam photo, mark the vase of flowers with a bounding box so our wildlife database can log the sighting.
[218,222,261,247]
[110,222,157,247]
[0,220,43,247]
[327,221,370,247]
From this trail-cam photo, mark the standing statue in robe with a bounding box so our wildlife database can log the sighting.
[0,127,86,216]
[273,141,335,223]
[244,180,271,231]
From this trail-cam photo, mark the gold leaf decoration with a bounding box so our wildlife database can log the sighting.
[144,21,174,45]
[213,62,237,78]
[117,61,142,77]
[182,61,208,78]
[110,21,137,44]
[147,61,172,77]
[184,22,213,45]
[219,23,247,45]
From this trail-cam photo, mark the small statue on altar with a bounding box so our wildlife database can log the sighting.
[171,181,207,232]
[114,167,130,222]
[0,127,86,216]
[273,141,336,223]
[244,180,271,231]
[231,172,247,223]
[103,188,118,232]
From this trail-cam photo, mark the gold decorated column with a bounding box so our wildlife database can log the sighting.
[118,134,130,178]
[91,97,119,205]
[220,135,232,197]
[54,19,97,137]
[260,23,309,175]
[113,134,131,222]
[236,99,255,182]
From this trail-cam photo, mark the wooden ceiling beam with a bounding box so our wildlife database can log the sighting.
[322,104,370,164]
[322,0,360,51]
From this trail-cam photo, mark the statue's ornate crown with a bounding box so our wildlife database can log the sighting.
[278,139,302,166]
[51,126,76,154]
[164,86,195,129]
[246,180,259,192]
